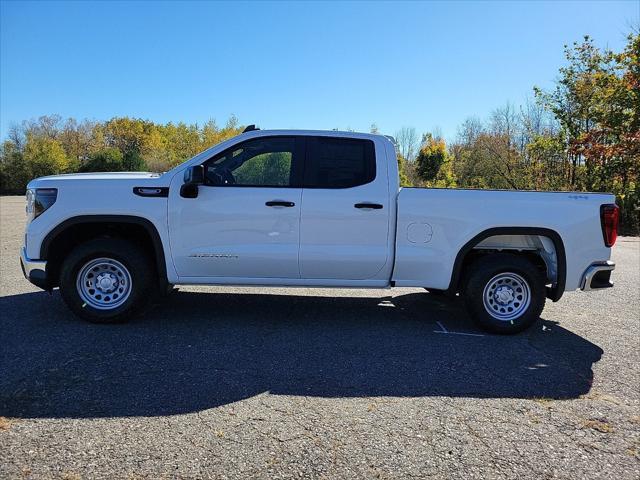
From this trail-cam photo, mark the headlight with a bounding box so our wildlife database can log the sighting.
[25,189,35,220]
[26,188,57,221]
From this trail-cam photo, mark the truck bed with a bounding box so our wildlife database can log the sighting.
[393,187,614,292]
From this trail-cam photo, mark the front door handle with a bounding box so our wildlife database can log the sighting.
[266,200,295,207]
[354,203,383,210]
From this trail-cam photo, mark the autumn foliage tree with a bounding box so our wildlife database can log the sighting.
[396,153,410,187]
[534,33,639,233]
[416,134,446,182]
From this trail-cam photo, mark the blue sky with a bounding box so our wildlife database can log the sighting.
[1,1,637,141]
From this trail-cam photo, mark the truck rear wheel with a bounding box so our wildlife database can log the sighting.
[59,238,153,323]
[463,253,546,334]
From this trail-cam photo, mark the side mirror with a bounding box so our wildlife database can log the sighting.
[183,165,204,185]
[181,165,204,198]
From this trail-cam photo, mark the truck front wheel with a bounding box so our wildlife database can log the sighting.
[463,253,546,334]
[59,238,153,323]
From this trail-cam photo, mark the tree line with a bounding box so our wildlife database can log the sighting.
[0,115,244,191]
[1,33,638,233]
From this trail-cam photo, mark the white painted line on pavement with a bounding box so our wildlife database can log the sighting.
[434,330,486,337]
[434,320,485,337]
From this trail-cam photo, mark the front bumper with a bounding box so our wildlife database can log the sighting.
[580,261,615,291]
[20,247,50,290]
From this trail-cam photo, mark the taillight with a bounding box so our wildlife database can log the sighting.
[600,204,619,247]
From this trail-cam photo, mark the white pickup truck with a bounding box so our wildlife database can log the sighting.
[20,128,619,333]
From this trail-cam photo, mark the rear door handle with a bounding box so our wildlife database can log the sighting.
[354,203,383,210]
[266,200,295,207]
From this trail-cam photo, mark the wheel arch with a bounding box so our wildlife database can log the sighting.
[447,227,567,302]
[41,215,168,290]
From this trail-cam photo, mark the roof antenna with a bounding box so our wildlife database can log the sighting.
[242,124,260,133]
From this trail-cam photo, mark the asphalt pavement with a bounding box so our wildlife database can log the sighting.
[1,195,638,479]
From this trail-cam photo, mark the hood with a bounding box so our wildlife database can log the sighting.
[31,172,162,182]
[27,172,165,189]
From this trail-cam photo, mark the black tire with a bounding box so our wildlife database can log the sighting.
[59,238,153,323]
[463,253,546,334]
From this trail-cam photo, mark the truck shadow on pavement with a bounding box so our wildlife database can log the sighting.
[0,289,603,419]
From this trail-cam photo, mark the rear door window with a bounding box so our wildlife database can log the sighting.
[304,137,376,188]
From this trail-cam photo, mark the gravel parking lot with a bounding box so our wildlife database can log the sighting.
[1,195,639,479]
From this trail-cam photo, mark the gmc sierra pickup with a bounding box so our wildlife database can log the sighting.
[20,128,619,333]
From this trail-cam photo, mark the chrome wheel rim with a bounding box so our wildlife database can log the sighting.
[76,257,132,310]
[482,272,531,321]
